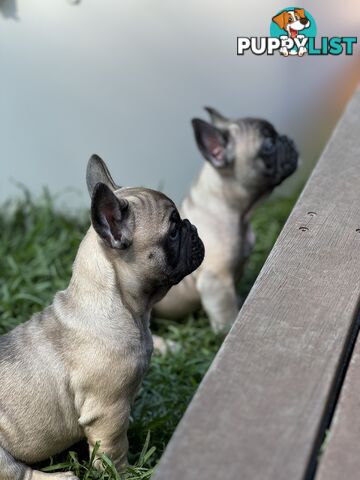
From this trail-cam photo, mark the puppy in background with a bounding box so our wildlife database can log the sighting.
[0,156,204,479]
[154,108,298,333]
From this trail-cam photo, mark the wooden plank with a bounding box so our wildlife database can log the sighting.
[153,87,360,480]
[316,318,360,480]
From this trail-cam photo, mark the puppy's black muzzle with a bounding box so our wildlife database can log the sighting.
[300,16,309,25]
[169,219,204,285]
[185,219,205,272]
[262,135,298,186]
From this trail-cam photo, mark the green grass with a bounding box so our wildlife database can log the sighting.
[0,189,299,478]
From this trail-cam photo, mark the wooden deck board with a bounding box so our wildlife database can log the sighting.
[316,317,360,480]
[153,88,360,480]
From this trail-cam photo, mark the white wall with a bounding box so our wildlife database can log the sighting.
[0,0,359,206]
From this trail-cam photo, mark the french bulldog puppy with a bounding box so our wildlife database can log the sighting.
[154,108,298,333]
[0,155,204,480]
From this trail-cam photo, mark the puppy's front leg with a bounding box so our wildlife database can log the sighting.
[81,400,130,472]
[197,270,239,334]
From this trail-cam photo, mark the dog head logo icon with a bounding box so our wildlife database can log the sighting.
[271,7,316,56]
[272,8,310,38]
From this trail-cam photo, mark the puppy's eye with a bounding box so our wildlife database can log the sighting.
[288,18,293,23]
[261,137,276,155]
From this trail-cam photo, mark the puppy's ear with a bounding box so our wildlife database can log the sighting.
[192,118,233,168]
[204,107,229,129]
[272,11,288,30]
[295,8,305,18]
[86,154,120,197]
[91,183,132,249]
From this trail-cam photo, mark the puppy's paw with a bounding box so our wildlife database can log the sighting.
[53,473,79,480]
[33,472,79,480]
[63,473,80,480]
[153,334,180,355]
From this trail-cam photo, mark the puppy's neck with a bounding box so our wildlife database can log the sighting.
[54,228,151,334]
[190,163,258,217]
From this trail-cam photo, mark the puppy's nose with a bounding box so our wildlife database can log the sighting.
[190,223,199,241]
[300,17,308,25]
[279,135,298,155]
[183,219,191,229]
[184,219,199,240]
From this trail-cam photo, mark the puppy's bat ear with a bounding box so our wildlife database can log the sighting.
[91,183,132,249]
[272,11,288,30]
[86,154,120,197]
[192,118,233,168]
[204,107,230,129]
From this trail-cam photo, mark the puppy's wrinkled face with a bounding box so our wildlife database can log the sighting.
[108,187,204,288]
[87,155,204,295]
[231,118,299,189]
[192,107,298,195]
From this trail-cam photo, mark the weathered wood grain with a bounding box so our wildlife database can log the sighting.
[153,87,360,480]
[316,318,360,480]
